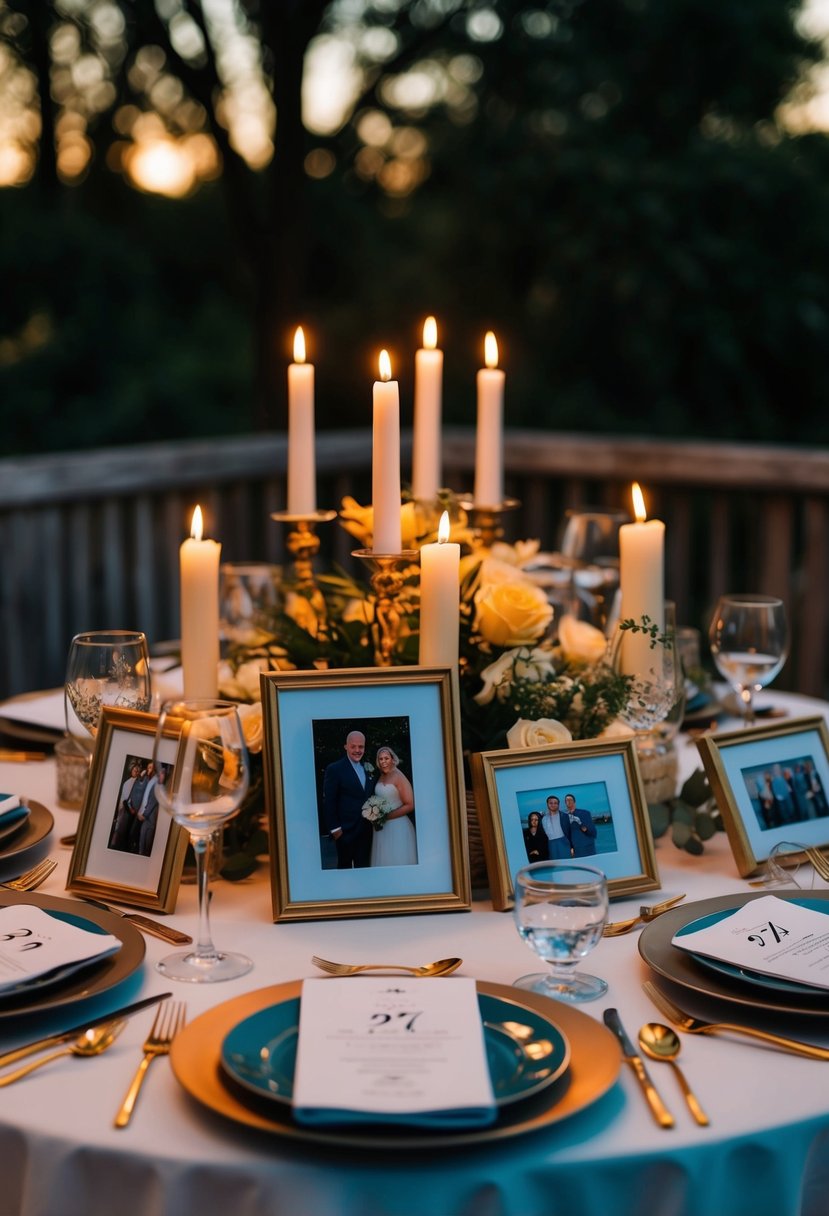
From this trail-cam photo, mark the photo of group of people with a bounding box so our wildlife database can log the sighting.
[107,755,170,857]
[312,716,418,871]
[518,782,619,862]
[742,755,829,832]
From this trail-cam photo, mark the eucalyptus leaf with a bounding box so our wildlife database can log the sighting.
[671,820,692,847]
[694,811,718,841]
[681,769,711,807]
[648,802,671,837]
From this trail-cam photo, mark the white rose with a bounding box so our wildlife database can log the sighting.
[237,701,264,753]
[513,646,557,684]
[218,658,268,703]
[506,718,573,749]
[474,650,519,705]
[557,616,609,666]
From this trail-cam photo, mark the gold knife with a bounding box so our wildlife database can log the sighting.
[0,991,171,1070]
[603,1008,675,1128]
[79,898,192,945]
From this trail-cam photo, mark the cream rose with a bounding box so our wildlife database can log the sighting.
[474,646,558,706]
[285,591,319,637]
[475,579,553,648]
[237,701,264,753]
[218,658,269,703]
[596,718,635,740]
[506,718,573,749]
[557,616,609,666]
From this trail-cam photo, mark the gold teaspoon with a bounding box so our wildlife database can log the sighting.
[0,1020,126,1086]
[638,1022,710,1127]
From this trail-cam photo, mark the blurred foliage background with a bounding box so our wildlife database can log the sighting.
[1,0,829,454]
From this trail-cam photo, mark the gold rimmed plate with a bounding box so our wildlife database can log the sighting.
[0,800,53,860]
[170,980,622,1150]
[639,889,829,1018]
[0,889,145,1019]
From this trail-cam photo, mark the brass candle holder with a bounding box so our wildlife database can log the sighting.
[352,548,419,667]
[271,509,337,630]
[457,497,521,550]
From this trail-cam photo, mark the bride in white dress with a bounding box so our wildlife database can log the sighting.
[371,746,418,867]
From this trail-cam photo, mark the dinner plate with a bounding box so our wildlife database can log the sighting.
[676,897,829,997]
[639,889,829,1018]
[220,991,569,1113]
[171,980,622,1150]
[0,800,53,860]
[0,889,145,1019]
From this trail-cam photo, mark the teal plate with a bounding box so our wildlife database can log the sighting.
[677,896,829,997]
[221,991,570,1112]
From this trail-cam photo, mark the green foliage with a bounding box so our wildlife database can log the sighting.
[648,765,724,855]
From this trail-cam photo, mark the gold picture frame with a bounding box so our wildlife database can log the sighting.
[66,707,188,912]
[696,715,829,876]
[261,665,471,921]
[470,737,660,910]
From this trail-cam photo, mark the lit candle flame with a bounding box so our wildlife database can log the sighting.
[631,482,647,523]
[438,510,450,544]
[293,326,306,364]
[379,349,392,381]
[423,316,437,350]
[484,331,499,369]
[190,504,204,542]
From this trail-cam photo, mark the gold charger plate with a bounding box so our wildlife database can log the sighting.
[0,800,54,859]
[0,889,145,1019]
[170,979,622,1150]
[638,888,829,1019]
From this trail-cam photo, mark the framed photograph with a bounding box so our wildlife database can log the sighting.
[470,737,660,910]
[261,666,470,921]
[66,707,189,912]
[696,715,829,876]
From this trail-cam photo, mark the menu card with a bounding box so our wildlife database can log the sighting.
[673,895,829,991]
[292,977,497,1128]
[0,905,121,994]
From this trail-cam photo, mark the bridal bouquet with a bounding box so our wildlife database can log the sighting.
[362,794,394,831]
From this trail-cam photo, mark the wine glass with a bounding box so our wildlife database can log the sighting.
[708,595,789,724]
[219,562,282,649]
[65,630,152,738]
[513,861,608,1002]
[153,699,251,983]
[558,508,629,630]
[615,601,684,734]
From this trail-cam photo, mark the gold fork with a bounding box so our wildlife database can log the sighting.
[642,980,829,1060]
[0,858,58,892]
[113,1000,186,1128]
[603,894,687,937]
[804,847,829,882]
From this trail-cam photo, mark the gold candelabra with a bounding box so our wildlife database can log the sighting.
[458,497,521,550]
[271,509,337,631]
[352,548,419,667]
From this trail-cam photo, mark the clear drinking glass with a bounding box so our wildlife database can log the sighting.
[615,601,684,734]
[219,562,282,649]
[558,508,628,630]
[65,630,151,738]
[513,861,609,1002]
[153,699,252,983]
[708,595,789,724]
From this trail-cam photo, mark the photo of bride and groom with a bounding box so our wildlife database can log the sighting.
[315,717,418,871]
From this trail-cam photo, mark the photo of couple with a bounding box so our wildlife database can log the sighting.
[108,755,170,858]
[517,781,619,862]
[314,717,418,871]
[742,754,829,832]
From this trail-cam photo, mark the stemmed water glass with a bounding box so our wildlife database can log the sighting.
[153,699,252,983]
[513,861,609,1002]
[65,630,152,738]
[708,595,789,724]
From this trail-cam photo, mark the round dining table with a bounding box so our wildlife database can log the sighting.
[0,689,828,1216]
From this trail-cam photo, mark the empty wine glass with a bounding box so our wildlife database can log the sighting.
[513,861,608,1002]
[153,699,251,983]
[708,595,789,724]
[559,508,629,630]
[65,630,152,738]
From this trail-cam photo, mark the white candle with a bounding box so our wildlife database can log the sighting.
[287,326,316,514]
[372,349,402,553]
[619,482,665,677]
[473,331,505,506]
[412,315,443,501]
[419,511,460,666]
[180,505,221,698]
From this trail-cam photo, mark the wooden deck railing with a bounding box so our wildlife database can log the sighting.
[0,428,827,702]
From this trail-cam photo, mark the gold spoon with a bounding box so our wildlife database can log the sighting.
[638,1022,710,1126]
[310,955,462,977]
[0,1019,126,1086]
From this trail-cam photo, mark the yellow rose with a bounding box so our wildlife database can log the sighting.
[557,616,609,666]
[475,579,553,648]
[338,497,420,549]
[285,591,319,637]
[506,718,573,749]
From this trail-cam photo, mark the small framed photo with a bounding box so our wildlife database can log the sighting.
[696,715,829,876]
[261,666,471,921]
[470,737,660,910]
[66,708,189,912]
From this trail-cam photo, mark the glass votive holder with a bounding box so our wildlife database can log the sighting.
[55,736,93,809]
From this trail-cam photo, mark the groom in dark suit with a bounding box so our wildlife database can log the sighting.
[322,730,375,868]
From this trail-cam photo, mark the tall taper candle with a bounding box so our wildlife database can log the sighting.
[474,331,505,506]
[287,326,316,514]
[372,349,402,553]
[619,482,665,677]
[419,510,460,666]
[180,505,221,698]
[412,315,443,501]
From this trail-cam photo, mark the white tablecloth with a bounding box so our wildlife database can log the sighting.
[0,692,828,1216]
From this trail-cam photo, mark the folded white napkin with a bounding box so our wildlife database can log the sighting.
[0,905,122,995]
